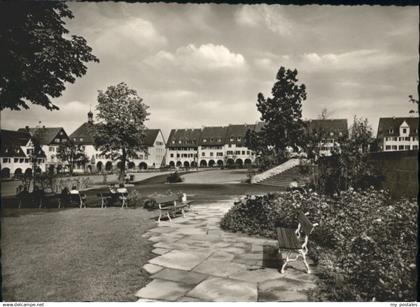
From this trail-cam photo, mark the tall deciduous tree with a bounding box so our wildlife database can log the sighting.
[57,142,87,175]
[94,83,150,183]
[247,67,307,168]
[0,2,99,111]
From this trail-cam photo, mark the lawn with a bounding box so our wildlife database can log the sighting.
[1,207,157,301]
[1,174,282,301]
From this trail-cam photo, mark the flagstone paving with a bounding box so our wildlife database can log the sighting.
[136,200,319,302]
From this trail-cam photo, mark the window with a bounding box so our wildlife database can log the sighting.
[237,137,241,141]
[339,132,343,136]
[217,138,222,142]
[55,138,60,143]
[14,158,18,162]
[393,137,398,141]
[172,141,175,144]
[413,145,418,150]
[25,159,29,163]
[405,137,410,141]
[247,151,250,155]
[49,146,55,152]
[217,152,223,156]
[227,151,233,155]
[203,139,207,143]
[230,138,234,142]
[330,132,334,136]
[210,138,214,142]
[79,138,84,142]
[202,152,205,156]
[405,145,411,150]
[398,137,403,141]
[388,128,394,134]
[235,150,240,155]
[242,151,245,155]
[402,128,407,134]
[228,144,232,148]
[2,158,9,163]
[19,158,24,163]
[73,138,77,141]
[176,154,180,158]
[170,153,173,158]
[385,145,391,150]
[398,145,404,150]
[178,140,181,144]
[27,149,33,155]
[210,152,213,156]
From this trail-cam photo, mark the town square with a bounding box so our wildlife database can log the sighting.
[0,2,418,303]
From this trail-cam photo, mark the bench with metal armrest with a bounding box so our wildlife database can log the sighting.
[276,212,318,274]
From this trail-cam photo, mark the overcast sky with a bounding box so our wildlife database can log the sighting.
[1,3,418,140]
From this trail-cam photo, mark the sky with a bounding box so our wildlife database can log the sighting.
[1,3,418,140]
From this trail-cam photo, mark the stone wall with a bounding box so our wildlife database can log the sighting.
[367,150,418,199]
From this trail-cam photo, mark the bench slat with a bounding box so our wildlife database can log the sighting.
[298,212,314,235]
[276,227,300,250]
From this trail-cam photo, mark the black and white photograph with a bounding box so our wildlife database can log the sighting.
[0,1,418,303]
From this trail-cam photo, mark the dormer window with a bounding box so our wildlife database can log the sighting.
[79,138,83,142]
[330,132,334,136]
[178,140,181,144]
[172,141,175,144]
[402,128,407,134]
[203,139,207,143]
[388,128,393,134]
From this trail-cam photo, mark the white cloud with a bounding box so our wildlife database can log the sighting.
[143,43,246,71]
[301,49,412,72]
[94,17,167,56]
[235,5,293,36]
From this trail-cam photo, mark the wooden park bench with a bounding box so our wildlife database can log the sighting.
[58,191,87,208]
[155,194,191,223]
[276,212,318,274]
[97,192,113,208]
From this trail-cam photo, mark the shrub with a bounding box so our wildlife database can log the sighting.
[142,190,181,210]
[127,190,142,208]
[220,189,417,301]
[167,171,183,183]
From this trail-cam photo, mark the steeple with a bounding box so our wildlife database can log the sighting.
[88,110,93,124]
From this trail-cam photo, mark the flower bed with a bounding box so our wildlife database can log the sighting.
[220,189,417,301]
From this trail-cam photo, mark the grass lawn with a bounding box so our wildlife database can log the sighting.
[1,207,157,301]
[1,174,282,301]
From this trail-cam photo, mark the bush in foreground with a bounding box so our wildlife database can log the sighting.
[220,189,417,301]
[167,172,183,183]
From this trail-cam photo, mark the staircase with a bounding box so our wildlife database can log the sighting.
[251,158,300,184]
[257,165,310,188]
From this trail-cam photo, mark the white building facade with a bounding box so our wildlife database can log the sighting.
[377,117,419,151]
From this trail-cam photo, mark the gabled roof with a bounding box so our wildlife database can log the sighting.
[1,130,31,157]
[18,127,68,145]
[69,122,96,145]
[305,119,348,136]
[1,129,31,147]
[142,129,161,147]
[199,126,228,146]
[377,117,419,138]
[167,129,202,148]
[70,122,161,147]
[225,124,256,146]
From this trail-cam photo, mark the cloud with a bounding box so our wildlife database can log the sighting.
[94,17,167,56]
[143,43,246,71]
[301,49,413,72]
[235,5,293,36]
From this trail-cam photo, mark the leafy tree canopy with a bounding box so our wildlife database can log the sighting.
[94,82,150,182]
[247,67,307,168]
[0,2,99,111]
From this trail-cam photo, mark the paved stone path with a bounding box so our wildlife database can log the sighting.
[136,200,319,302]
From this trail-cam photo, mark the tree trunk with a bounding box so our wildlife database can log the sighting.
[119,148,127,184]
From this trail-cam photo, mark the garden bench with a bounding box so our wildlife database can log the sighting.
[58,192,87,208]
[97,192,113,208]
[276,212,318,274]
[155,195,188,222]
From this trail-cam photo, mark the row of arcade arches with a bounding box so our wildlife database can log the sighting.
[168,158,252,168]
